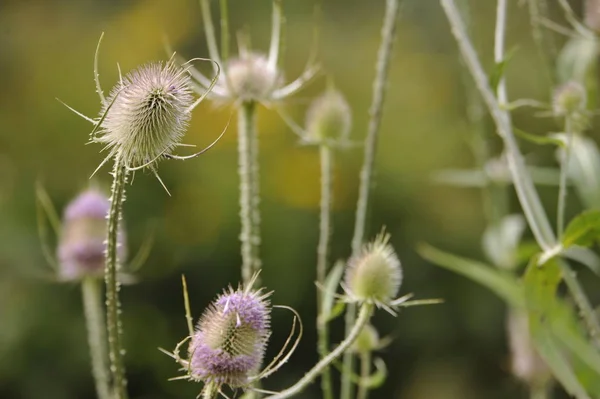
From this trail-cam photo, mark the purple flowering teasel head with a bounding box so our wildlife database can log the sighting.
[163,274,302,397]
[189,283,271,387]
[57,189,126,281]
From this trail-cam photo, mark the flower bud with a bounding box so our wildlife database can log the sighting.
[506,309,550,386]
[552,81,587,117]
[98,61,194,169]
[57,189,126,280]
[352,324,380,354]
[224,53,281,102]
[344,234,402,305]
[189,285,271,387]
[305,89,352,144]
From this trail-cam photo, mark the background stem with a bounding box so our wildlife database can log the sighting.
[105,159,128,399]
[343,1,401,398]
[81,277,111,399]
[266,303,373,399]
[557,118,574,238]
[317,145,334,399]
[357,351,372,399]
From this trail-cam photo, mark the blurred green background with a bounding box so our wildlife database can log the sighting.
[1,0,597,398]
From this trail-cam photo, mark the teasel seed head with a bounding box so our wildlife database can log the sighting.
[57,189,126,281]
[96,61,194,169]
[305,89,352,144]
[223,53,281,103]
[189,284,271,388]
[344,233,402,306]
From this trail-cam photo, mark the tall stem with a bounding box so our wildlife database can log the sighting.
[357,351,372,399]
[199,0,222,72]
[265,303,373,399]
[557,118,574,238]
[343,1,401,398]
[317,145,334,399]
[82,277,111,399]
[238,101,261,286]
[105,159,128,399]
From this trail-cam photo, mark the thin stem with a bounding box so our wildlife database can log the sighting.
[557,118,575,238]
[268,0,283,70]
[494,0,508,104]
[317,145,334,399]
[203,382,219,399]
[219,0,229,63]
[238,102,261,286]
[558,259,600,348]
[81,278,111,399]
[265,303,373,399]
[199,0,222,72]
[526,0,555,85]
[105,159,128,399]
[357,351,372,399]
[344,1,401,398]
[440,0,556,251]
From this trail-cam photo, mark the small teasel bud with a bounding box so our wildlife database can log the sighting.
[344,233,402,305]
[351,324,380,354]
[506,309,550,387]
[57,189,126,281]
[552,81,587,117]
[189,284,271,388]
[304,89,352,144]
[224,53,281,102]
[97,61,194,169]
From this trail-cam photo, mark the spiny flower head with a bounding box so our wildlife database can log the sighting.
[344,233,402,307]
[304,89,352,144]
[96,61,194,169]
[351,324,380,354]
[57,189,126,281]
[220,53,282,103]
[189,283,271,387]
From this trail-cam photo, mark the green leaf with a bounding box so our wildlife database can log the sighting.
[489,46,518,94]
[325,301,347,323]
[562,210,600,248]
[514,127,565,147]
[523,257,594,398]
[319,260,345,323]
[417,243,524,308]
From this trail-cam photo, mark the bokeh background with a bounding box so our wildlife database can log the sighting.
[1,0,598,398]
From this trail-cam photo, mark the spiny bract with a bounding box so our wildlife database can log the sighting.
[189,285,271,388]
[96,61,194,169]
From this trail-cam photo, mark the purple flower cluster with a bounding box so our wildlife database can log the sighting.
[189,286,271,388]
[58,189,126,281]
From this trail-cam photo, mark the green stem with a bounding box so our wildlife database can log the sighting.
[526,0,555,85]
[199,0,222,71]
[558,259,600,348]
[219,0,229,63]
[238,102,261,286]
[105,159,128,399]
[82,278,111,399]
[557,118,574,238]
[317,145,334,399]
[357,351,372,399]
[203,382,219,399]
[344,1,401,397]
[265,303,373,399]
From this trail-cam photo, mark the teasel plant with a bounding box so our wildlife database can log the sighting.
[167,0,319,288]
[34,184,152,399]
[59,33,226,399]
[420,0,600,398]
